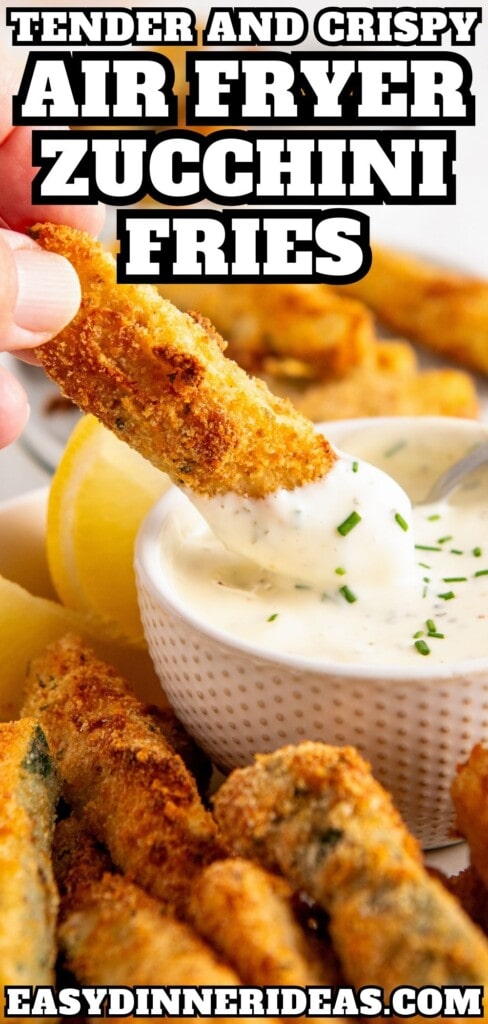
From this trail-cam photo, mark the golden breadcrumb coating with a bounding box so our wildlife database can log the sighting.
[145,703,212,797]
[214,743,488,996]
[54,819,247,1013]
[189,856,342,986]
[31,223,334,498]
[22,634,222,915]
[446,866,488,937]
[160,282,375,378]
[273,340,479,422]
[452,744,488,893]
[341,245,488,375]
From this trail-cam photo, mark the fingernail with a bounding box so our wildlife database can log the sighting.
[13,249,81,336]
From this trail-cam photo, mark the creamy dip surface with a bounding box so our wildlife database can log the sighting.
[162,422,488,667]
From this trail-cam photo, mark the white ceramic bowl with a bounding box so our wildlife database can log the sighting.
[135,417,488,848]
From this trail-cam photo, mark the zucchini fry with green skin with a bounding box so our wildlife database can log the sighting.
[160,282,375,379]
[214,743,488,996]
[341,245,488,375]
[452,744,488,893]
[22,634,223,915]
[31,223,334,499]
[0,720,59,990]
[54,819,249,1016]
[189,857,342,986]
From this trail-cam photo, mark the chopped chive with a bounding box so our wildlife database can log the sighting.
[428,632,445,640]
[267,613,279,622]
[415,544,442,552]
[427,514,441,521]
[426,619,436,633]
[473,547,482,558]
[418,562,431,570]
[474,569,488,578]
[423,576,431,583]
[335,567,346,576]
[437,535,453,544]
[422,585,428,598]
[413,630,424,639]
[339,585,357,604]
[294,583,311,590]
[352,460,359,473]
[438,591,455,601]
[443,576,467,583]
[414,639,431,656]
[385,439,406,457]
[450,549,464,555]
[395,512,409,532]
[337,511,362,537]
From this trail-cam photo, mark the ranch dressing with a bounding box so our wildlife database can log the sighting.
[163,424,488,666]
[189,454,415,592]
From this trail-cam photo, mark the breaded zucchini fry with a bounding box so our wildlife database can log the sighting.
[31,224,334,499]
[293,366,478,422]
[54,819,247,1005]
[452,744,488,891]
[0,720,59,990]
[341,245,488,375]
[189,856,342,986]
[22,634,222,914]
[214,743,488,992]
[160,282,375,378]
[446,866,488,936]
[280,341,478,421]
[145,704,211,797]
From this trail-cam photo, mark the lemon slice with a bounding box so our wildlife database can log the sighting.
[47,415,169,642]
[0,574,167,720]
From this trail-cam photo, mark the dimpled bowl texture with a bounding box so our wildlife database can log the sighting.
[135,418,488,849]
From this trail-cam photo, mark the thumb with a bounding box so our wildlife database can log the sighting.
[0,228,81,351]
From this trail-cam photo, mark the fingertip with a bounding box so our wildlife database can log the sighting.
[28,202,106,239]
[14,249,82,342]
[0,365,29,448]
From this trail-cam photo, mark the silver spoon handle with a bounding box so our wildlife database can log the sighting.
[420,440,488,506]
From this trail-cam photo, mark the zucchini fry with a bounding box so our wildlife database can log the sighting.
[0,720,59,990]
[189,856,342,986]
[145,704,212,797]
[160,282,375,378]
[31,223,334,499]
[342,245,488,375]
[446,866,488,937]
[289,353,479,422]
[214,743,488,993]
[452,744,488,892]
[265,338,478,422]
[22,634,222,914]
[54,819,247,1008]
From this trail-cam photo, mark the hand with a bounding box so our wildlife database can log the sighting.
[0,46,105,449]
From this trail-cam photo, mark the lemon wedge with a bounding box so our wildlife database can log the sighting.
[47,415,169,642]
[0,574,167,720]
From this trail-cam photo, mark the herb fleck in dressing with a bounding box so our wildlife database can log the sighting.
[162,424,488,667]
